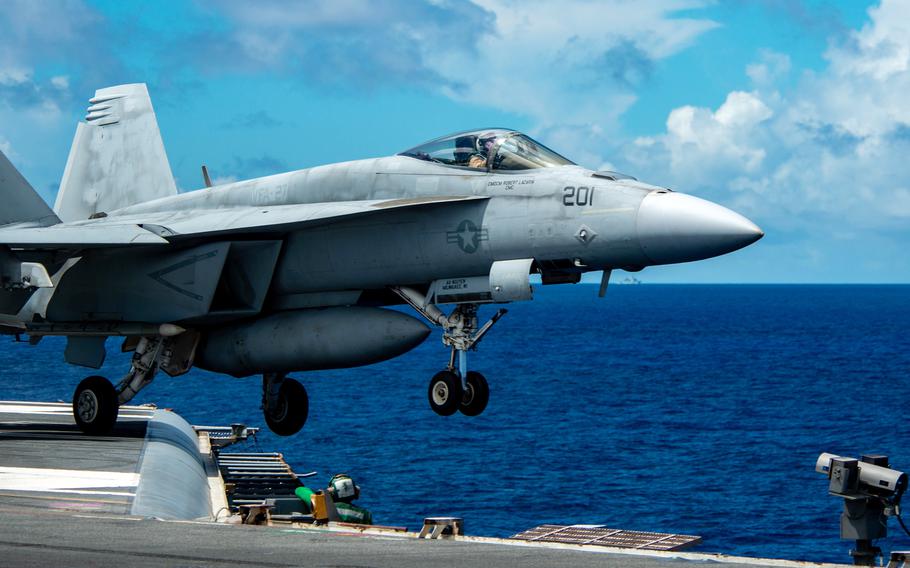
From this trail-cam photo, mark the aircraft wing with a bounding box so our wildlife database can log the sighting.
[0,195,488,248]
[0,223,169,247]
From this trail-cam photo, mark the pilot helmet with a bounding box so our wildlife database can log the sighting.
[327,473,360,503]
[475,131,499,154]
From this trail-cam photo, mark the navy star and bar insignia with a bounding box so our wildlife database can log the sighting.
[446,219,489,254]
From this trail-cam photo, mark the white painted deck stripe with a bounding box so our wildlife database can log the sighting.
[0,466,139,492]
[35,489,136,497]
[0,404,77,414]
[0,402,155,417]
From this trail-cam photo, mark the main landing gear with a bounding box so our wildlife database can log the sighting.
[73,375,119,434]
[72,333,198,435]
[70,332,310,437]
[261,373,309,436]
[391,287,505,418]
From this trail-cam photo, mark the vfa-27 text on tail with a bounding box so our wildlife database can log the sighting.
[0,84,763,435]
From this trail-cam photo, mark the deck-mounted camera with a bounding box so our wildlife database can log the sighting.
[815,452,908,566]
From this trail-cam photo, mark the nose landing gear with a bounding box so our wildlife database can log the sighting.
[392,286,502,418]
[427,368,490,417]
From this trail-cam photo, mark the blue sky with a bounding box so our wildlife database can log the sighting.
[1,0,907,283]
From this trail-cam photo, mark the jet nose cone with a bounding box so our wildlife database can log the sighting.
[636,191,763,265]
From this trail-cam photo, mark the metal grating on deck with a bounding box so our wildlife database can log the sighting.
[510,524,702,551]
[194,424,258,450]
[217,452,309,509]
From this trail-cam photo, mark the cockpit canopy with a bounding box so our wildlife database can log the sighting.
[399,128,574,171]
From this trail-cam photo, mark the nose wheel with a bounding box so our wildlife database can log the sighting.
[460,371,489,416]
[428,370,461,416]
[427,368,490,417]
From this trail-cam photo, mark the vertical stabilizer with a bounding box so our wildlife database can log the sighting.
[54,83,177,222]
[0,150,59,227]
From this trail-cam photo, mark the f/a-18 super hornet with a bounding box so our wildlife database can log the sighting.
[0,84,763,435]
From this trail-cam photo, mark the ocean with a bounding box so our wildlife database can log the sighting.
[1,284,908,563]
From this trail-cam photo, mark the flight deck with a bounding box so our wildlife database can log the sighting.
[0,401,851,568]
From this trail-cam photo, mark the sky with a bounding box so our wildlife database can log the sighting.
[0,0,907,283]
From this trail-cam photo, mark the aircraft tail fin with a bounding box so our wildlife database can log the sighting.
[0,149,60,227]
[54,83,177,222]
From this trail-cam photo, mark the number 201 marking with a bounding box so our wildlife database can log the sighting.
[563,186,594,206]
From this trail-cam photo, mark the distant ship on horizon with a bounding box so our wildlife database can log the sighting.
[618,277,642,285]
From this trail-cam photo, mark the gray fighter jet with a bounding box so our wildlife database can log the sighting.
[0,84,763,435]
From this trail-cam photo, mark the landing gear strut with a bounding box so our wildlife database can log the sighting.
[71,332,199,435]
[392,287,503,418]
[262,373,309,436]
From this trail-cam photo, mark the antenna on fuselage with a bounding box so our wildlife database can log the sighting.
[201,165,212,188]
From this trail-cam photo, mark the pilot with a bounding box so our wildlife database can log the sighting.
[326,473,373,525]
[454,135,475,166]
[468,132,497,169]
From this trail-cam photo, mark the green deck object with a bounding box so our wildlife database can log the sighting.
[294,486,315,513]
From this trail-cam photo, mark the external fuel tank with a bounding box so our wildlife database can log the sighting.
[196,307,430,377]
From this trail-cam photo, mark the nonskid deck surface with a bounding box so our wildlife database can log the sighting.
[0,401,849,568]
[0,400,211,521]
[0,401,154,515]
[0,505,849,568]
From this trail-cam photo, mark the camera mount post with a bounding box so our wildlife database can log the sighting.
[816,453,908,566]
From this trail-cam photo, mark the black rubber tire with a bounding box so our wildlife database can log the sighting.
[264,378,309,436]
[459,371,489,417]
[428,370,462,416]
[73,375,119,435]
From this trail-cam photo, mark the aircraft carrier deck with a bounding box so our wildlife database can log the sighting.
[0,401,851,567]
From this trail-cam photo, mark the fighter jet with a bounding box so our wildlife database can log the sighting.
[0,84,763,435]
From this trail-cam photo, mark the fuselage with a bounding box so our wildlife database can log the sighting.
[102,157,667,307]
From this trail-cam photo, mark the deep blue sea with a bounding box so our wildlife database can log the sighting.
[1,285,909,563]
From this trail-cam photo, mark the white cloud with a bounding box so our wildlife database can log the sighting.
[0,137,13,157]
[0,67,64,122]
[629,91,772,188]
[788,1,910,140]
[50,76,69,90]
[196,0,495,86]
[621,0,910,231]
[205,0,718,166]
[828,0,910,82]
[746,50,791,86]
[0,2,111,122]
[211,175,238,186]
[437,0,719,154]
[0,67,29,85]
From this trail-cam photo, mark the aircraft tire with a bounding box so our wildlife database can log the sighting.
[428,370,462,416]
[264,378,309,436]
[459,371,489,417]
[73,375,119,435]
